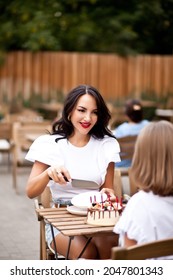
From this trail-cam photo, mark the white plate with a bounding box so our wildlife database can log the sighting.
[66,205,87,216]
[71,191,107,209]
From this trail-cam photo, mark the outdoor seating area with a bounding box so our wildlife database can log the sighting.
[0,111,52,193]
[1,108,173,261]
[0,96,173,261]
[1,2,173,269]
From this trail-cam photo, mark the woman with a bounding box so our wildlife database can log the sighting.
[26,84,120,259]
[113,120,173,257]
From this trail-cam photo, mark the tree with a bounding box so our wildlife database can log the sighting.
[0,0,173,55]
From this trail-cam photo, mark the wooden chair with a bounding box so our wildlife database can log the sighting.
[35,187,65,260]
[117,135,137,176]
[34,186,55,260]
[12,121,51,166]
[111,238,173,260]
[0,122,17,193]
[114,168,138,198]
[1,121,52,193]
[113,169,123,199]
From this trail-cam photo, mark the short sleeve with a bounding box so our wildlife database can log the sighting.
[97,136,121,183]
[25,134,64,166]
[101,136,120,164]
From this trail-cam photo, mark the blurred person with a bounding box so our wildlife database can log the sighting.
[25,84,120,259]
[113,99,149,168]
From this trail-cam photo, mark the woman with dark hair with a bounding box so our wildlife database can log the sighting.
[25,84,120,259]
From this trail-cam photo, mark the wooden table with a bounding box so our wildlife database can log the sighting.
[37,103,63,119]
[36,207,116,259]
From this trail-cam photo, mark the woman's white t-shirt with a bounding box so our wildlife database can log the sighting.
[114,190,173,249]
[26,134,120,201]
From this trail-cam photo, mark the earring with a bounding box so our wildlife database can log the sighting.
[68,115,71,121]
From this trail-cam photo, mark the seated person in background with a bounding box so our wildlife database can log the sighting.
[113,99,149,138]
[111,121,173,258]
[113,99,149,168]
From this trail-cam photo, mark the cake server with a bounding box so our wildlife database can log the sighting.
[50,171,99,189]
[71,179,99,189]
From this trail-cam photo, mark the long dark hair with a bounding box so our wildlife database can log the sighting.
[52,84,115,140]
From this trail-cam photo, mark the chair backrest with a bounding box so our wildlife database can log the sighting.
[118,135,137,161]
[12,121,52,164]
[34,186,54,260]
[0,122,13,141]
[38,186,52,208]
[111,238,173,260]
[113,169,123,199]
[114,168,138,197]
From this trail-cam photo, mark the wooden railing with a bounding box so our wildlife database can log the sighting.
[0,51,173,103]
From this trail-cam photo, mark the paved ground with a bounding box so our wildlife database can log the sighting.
[0,158,40,260]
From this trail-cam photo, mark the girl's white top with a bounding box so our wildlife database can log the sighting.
[114,190,173,258]
[25,134,120,201]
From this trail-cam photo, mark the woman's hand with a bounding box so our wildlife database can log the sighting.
[47,165,71,184]
[100,188,116,202]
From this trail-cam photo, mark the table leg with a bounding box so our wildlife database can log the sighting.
[66,236,92,259]
[50,224,58,260]
[77,237,92,259]
[66,236,74,259]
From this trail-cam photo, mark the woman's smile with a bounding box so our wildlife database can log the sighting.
[80,122,91,129]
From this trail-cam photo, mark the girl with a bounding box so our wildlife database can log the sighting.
[113,120,173,258]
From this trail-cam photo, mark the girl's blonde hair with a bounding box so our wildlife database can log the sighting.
[131,120,173,196]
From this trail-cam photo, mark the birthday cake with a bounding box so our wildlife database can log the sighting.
[86,200,121,226]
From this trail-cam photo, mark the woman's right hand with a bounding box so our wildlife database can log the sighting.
[100,188,116,202]
[47,165,71,184]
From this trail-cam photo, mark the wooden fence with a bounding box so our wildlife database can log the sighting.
[0,51,173,104]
